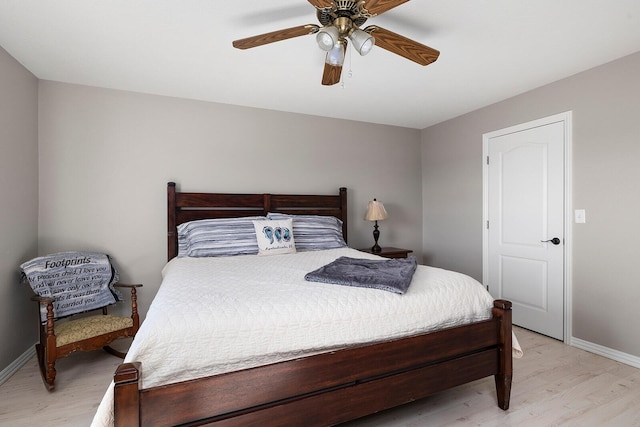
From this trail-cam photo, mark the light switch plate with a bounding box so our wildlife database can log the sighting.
[575,209,586,223]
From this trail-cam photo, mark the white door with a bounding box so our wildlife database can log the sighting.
[483,113,569,340]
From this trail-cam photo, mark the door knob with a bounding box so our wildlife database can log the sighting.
[541,237,561,245]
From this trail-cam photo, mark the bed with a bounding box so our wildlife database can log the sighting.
[94,182,515,427]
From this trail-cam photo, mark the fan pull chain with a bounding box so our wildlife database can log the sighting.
[341,43,354,89]
[348,42,353,78]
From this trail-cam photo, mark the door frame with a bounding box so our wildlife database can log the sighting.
[482,111,573,344]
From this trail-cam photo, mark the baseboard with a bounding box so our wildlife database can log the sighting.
[0,345,35,386]
[571,337,640,369]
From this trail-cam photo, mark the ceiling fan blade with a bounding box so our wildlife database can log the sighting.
[363,0,411,16]
[321,41,347,86]
[321,62,343,86]
[233,24,319,50]
[307,0,334,9]
[365,25,439,66]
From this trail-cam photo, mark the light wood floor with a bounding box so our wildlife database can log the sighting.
[1,328,640,426]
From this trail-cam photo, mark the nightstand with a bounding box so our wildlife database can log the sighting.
[358,247,413,259]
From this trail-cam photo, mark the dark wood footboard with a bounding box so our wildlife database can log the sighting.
[113,300,512,426]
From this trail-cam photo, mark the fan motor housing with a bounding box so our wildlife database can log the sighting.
[317,1,369,27]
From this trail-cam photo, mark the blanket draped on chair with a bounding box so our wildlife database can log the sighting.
[20,251,122,321]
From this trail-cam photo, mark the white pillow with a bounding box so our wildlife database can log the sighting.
[253,219,296,256]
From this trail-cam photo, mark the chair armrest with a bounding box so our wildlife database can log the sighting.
[113,283,143,288]
[112,283,142,331]
[31,295,55,305]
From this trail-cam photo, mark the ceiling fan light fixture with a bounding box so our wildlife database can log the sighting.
[349,29,375,56]
[316,26,340,51]
[325,41,345,66]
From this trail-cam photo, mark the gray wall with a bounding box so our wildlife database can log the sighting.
[36,81,423,322]
[421,51,640,357]
[0,46,39,370]
[4,43,640,373]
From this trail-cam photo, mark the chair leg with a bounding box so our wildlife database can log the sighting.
[103,345,127,359]
[42,300,57,390]
[35,343,55,391]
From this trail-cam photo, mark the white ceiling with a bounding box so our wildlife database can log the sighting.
[1,1,640,129]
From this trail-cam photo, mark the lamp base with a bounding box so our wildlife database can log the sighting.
[371,221,382,253]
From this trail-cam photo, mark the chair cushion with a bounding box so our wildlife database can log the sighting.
[55,315,133,347]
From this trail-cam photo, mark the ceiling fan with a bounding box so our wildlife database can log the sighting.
[232,0,440,86]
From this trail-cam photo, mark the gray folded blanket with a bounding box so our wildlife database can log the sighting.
[305,256,418,294]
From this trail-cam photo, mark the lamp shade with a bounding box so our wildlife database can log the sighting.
[325,41,346,66]
[349,29,375,56]
[364,199,388,221]
[316,26,340,51]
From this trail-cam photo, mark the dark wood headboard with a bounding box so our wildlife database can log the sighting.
[167,182,348,260]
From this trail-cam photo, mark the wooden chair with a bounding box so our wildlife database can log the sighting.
[31,283,141,390]
[21,251,142,391]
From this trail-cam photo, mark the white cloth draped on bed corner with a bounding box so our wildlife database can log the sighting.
[91,247,521,427]
[512,332,523,358]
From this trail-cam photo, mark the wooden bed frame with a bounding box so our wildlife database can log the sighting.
[112,182,512,426]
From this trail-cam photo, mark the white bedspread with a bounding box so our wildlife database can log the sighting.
[91,248,498,426]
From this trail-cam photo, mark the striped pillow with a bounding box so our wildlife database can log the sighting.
[177,216,267,257]
[266,213,346,251]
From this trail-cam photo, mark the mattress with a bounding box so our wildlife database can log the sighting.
[91,247,496,426]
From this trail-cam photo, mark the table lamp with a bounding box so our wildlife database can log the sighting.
[364,198,388,253]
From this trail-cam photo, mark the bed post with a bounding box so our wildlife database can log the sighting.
[168,182,177,261]
[339,187,347,244]
[114,362,141,426]
[492,299,513,410]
